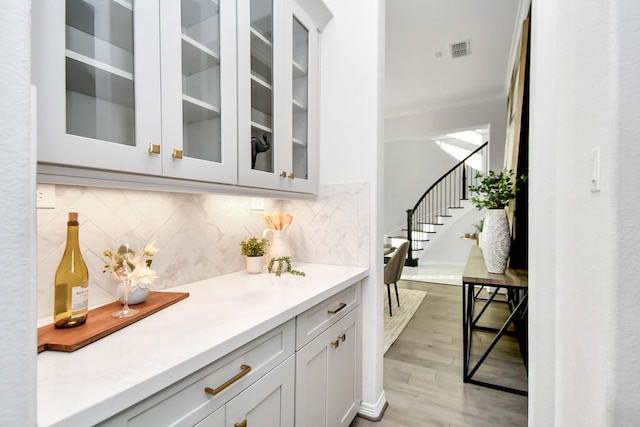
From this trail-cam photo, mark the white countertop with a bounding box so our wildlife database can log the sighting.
[37,263,368,427]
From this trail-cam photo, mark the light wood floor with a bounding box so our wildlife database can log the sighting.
[351,281,528,427]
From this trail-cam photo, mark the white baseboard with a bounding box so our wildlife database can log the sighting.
[357,390,387,421]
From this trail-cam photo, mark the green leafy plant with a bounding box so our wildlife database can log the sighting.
[468,169,527,210]
[267,256,306,277]
[239,237,268,257]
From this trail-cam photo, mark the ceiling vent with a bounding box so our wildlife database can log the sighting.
[449,40,470,59]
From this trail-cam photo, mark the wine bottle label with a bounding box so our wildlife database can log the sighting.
[70,285,88,315]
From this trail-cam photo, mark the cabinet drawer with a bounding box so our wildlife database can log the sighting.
[101,319,295,427]
[296,282,360,350]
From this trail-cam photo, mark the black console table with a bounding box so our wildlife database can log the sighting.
[462,246,528,395]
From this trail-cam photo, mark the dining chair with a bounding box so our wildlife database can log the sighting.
[384,241,410,316]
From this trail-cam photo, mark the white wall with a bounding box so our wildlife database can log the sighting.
[385,97,508,172]
[0,1,37,424]
[529,0,640,425]
[320,0,386,418]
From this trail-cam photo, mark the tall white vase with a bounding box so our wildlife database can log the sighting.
[482,209,511,274]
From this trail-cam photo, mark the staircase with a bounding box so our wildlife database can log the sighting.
[391,142,489,266]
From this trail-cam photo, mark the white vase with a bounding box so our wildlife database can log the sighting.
[117,283,150,305]
[482,209,511,274]
[263,225,291,262]
[245,255,264,274]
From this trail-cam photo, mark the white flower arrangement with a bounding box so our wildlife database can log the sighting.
[103,241,159,291]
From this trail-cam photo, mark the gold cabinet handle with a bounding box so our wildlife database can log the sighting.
[172,149,183,159]
[148,143,160,154]
[280,171,287,178]
[331,339,340,348]
[288,173,295,180]
[339,333,346,342]
[204,364,252,396]
[328,302,347,315]
[235,420,247,427]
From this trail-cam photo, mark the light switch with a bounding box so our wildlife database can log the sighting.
[590,147,600,192]
[37,183,56,209]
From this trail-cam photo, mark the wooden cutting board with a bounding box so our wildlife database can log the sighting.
[38,291,189,353]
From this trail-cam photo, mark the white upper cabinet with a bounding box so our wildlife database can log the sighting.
[33,0,329,193]
[33,0,237,184]
[159,0,237,184]
[237,0,321,193]
[33,0,163,175]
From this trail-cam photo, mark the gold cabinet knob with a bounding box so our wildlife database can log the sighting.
[172,149,183,159]
[280,171,287,178]
[331,339,340,349]
[288,173,295,180]
[148,143,160,154]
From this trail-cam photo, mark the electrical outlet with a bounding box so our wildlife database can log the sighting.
[36,183,56,209]
[251,198,265,211]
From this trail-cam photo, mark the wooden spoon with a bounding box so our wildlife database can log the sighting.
[273,211,282,230]
[261,212,276,230]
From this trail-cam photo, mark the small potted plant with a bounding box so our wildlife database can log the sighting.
[468,170,526,274]
[240,236,268,274]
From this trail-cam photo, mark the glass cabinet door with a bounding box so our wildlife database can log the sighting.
[238,0,283,189]
[33,0,162,174]
[160,0,237,183]
[249,0,275,174]
[237,0,320,193]
[65,0,135,146]
[291,16,308,181]
[286,3,318,193]
[180,0,223,163]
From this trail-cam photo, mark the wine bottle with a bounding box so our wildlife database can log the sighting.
[53,212,89,328]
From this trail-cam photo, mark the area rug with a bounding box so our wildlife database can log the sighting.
[383,288,427,354]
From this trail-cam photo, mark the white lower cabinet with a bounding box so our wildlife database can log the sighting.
[193,406,225,427]
[196,356,295,427]
[98,320,295,427]
[96,283,361,427]
[223,356,295,427]
[295,286,362,427]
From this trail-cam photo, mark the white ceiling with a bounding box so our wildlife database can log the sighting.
[385,0,527,118]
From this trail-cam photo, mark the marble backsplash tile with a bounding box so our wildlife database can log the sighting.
[284,182,370,268]
[37,182,369,319]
